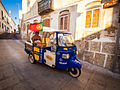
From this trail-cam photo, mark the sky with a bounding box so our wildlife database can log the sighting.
[1,0,22,26]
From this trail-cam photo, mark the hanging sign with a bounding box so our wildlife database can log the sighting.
[103,0,118,8]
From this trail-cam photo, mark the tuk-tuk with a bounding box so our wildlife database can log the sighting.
[25,30,82,78]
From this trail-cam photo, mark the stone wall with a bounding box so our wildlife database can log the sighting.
[74,2,120,72]
[75,40,120,72]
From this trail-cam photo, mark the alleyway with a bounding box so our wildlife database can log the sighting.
[0,33,21,39]
[0,40,120,90]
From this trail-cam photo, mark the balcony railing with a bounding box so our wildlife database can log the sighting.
[38,0,54,15]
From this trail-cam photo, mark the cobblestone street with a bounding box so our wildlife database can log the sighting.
[0,40,120,90]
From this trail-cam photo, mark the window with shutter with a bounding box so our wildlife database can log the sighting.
[64,16,68,30]
[60,15,68,30]
[92,9,100,28]
[85,8,100,28]
[85,11,92,28]
[60,17,63,30]
[43,19,50,27]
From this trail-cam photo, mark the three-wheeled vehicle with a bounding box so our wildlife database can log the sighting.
[25,30,82,78]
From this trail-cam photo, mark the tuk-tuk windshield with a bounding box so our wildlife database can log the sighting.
[58,33,74,47]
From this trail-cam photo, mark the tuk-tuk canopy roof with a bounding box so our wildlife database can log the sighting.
[40,27,71,34]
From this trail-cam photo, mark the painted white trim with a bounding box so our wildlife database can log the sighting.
[88,41,91,51]
[100,42,103,53]
[103,54,108,67]
[60,15,69,31]
[84,50,115,56]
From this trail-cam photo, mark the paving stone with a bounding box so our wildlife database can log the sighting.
[0,40,120,90]
[0,75,20,90]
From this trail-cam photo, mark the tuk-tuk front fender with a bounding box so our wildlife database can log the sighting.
[68,59,82,69]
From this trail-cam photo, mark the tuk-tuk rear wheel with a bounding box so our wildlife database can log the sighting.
[28,54,35,64]
[69,68,81,78]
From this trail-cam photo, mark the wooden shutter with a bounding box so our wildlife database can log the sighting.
[43,19,50,27]
[85,11,92,28]
[60,17,63,30]
[92,9,100,28]
[64,16,68,30]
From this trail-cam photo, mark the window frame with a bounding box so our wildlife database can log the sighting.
[2,23,4,29]
[1,10,3,18]
[60,14,69,31]
[43,18,50,27]
[27,0,30,7]
[85,8,101,29]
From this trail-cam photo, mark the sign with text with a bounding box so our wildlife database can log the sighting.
[102,0,118,8]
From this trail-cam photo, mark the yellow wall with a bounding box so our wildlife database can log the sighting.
[75,0,110,40]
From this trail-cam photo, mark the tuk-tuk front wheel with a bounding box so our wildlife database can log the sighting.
[69,68,81,78]
[28,54,35,64]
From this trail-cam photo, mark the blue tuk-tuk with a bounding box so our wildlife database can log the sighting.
[25,30,82,78]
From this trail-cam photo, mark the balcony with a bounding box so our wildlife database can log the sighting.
[38,0,54,15]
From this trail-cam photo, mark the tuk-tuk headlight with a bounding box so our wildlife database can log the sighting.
[75,59,80,64]
[62,54,69,59]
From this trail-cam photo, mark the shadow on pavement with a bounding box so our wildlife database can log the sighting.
[0,33,21,40]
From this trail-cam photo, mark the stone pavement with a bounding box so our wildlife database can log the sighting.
[0,33,21,39]
[0,40,120,90]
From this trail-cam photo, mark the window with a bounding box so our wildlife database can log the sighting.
[27,0,30,7]
[5,25,6,31]
[118,9,120,23]
[2,23,3,29]
[85,8,100,28]
[7,18,9,24]
[60,15,68,30]
[58,33,74,47]
[1,11,3,17]
[43,19,50,27]
[1,11,4,19]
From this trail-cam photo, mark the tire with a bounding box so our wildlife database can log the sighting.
[28,54,35,64]
[69,68,81,78]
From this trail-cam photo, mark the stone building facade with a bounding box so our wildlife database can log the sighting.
[0,1,16,33]
[75,0,120,72]
[19,0,79,39]
[20,0,120,72]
